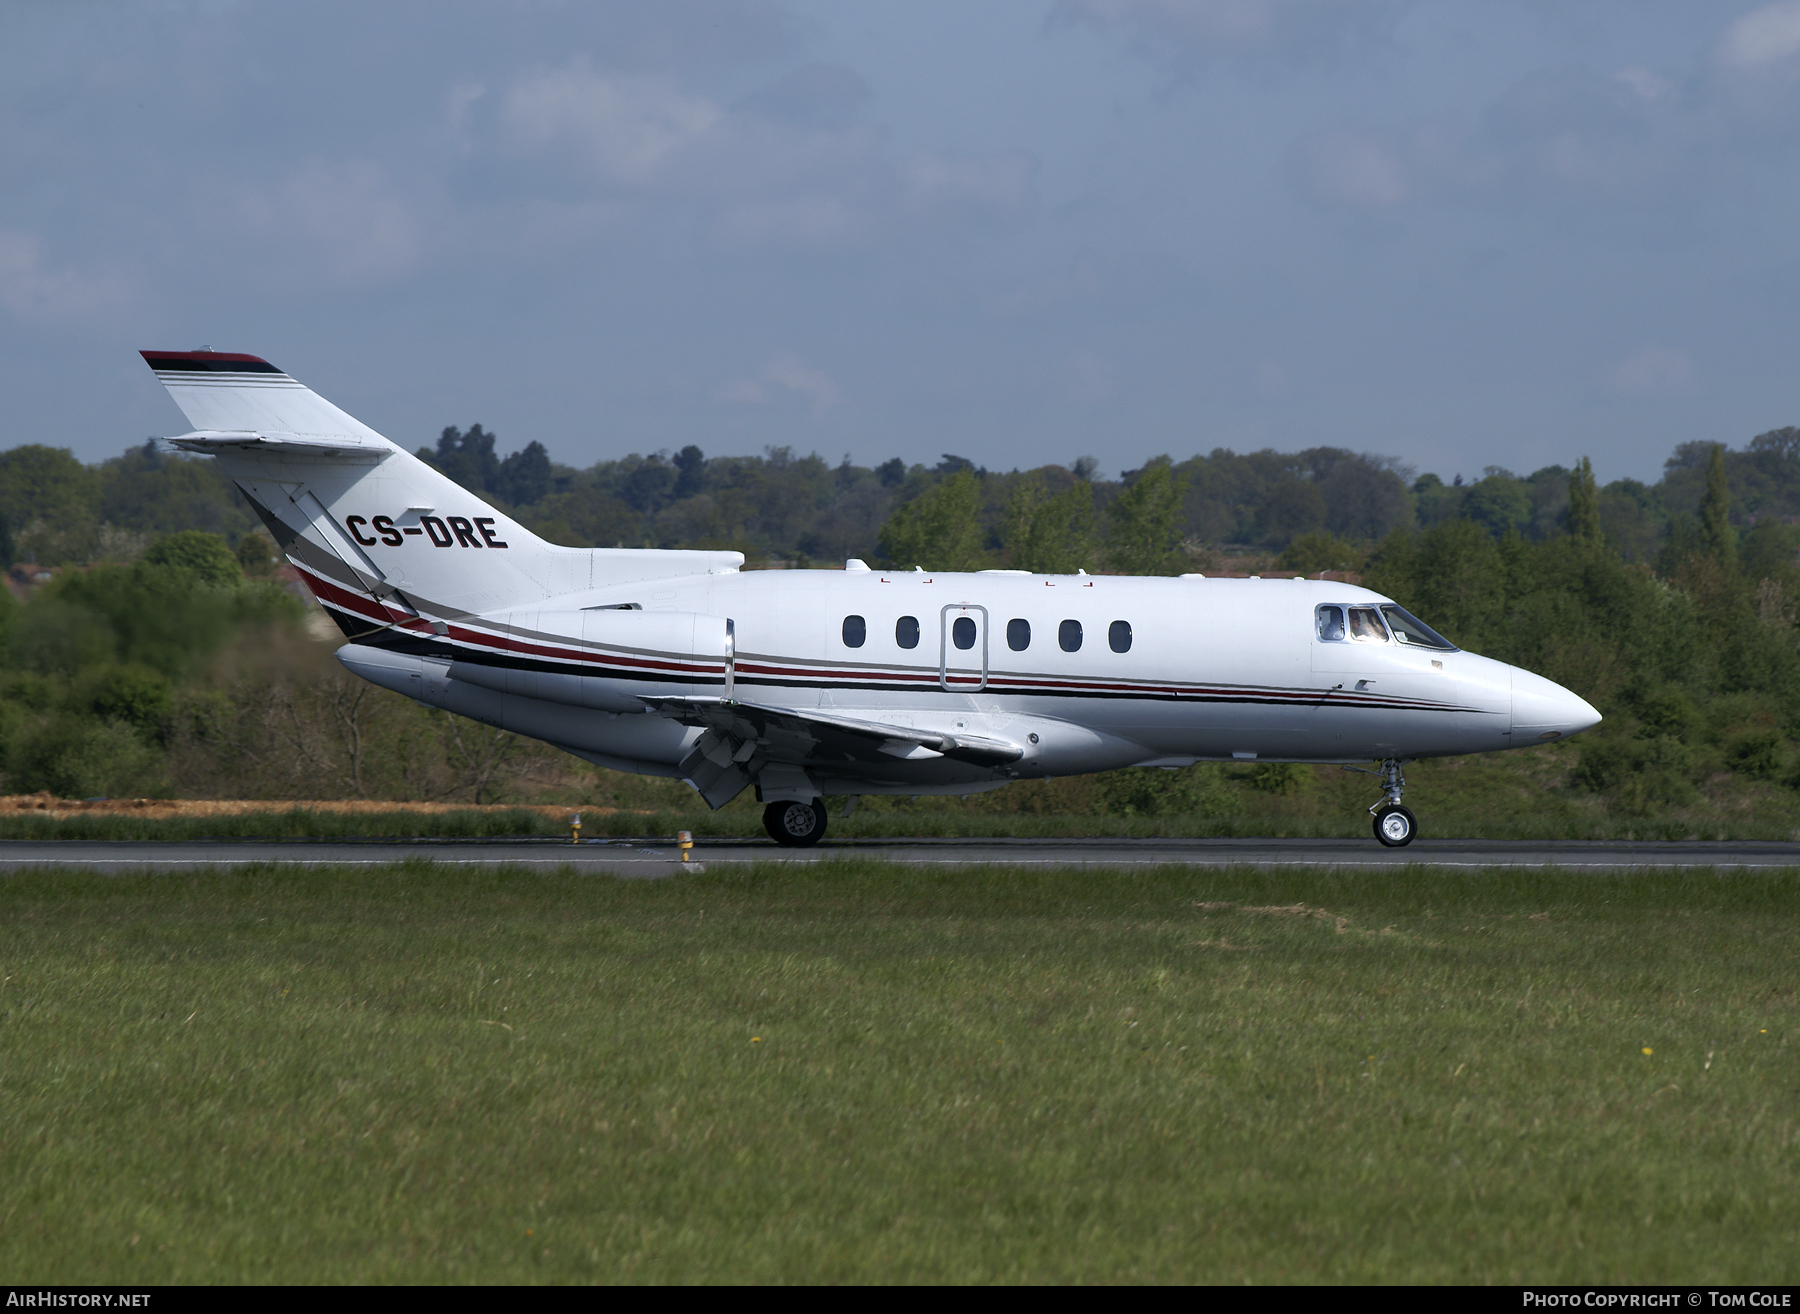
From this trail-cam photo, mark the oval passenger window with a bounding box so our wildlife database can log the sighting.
[953,616,977,650]
[896,615,920,649]
[1109,620,1132,653]
[842,615,866,648]
[1059,619,1082,652]
[1007,618,1030,651]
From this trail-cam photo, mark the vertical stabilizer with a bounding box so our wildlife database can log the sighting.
[140,350,743,636]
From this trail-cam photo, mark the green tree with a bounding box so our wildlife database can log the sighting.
[1567,456,1601,543]
[877,469,985,570]
[43,562,295,678]
[1276,530,1363,576]
[0,445,97,540]
[7,716,167,798]
[69,663,174,742]
[1005,476,1097,574]
[1462,471,1533,538]
[6,599,116,674]
[145,531,242,587]
[235,529,280,576]
[1364,520,1505,653]
[1105,460,1187,575]
[94,442,257,541]
[1701,442,1736,571]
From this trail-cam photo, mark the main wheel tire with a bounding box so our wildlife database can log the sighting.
[764,798,827,847]
[1373,804,1417,848]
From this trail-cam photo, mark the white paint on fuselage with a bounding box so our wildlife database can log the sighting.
[339,568,1598,795]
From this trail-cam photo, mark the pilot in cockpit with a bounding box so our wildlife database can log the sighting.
[1348,606,1389,642]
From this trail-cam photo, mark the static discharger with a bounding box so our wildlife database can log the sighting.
[678,830,693,862]
[568,813,581,844]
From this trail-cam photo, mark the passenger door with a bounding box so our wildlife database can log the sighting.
[939,604,989,691]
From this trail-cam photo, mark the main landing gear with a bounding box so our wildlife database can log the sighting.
[1368,758,1416,848]
[764,798,828,847]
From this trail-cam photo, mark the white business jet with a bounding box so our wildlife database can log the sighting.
[142,350,1600,848]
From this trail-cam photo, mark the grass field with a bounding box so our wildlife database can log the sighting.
[1,860,1796,1283]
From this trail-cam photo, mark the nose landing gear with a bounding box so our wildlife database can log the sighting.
[1368,758,1416,847]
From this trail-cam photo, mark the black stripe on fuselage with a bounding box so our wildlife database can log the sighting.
[345,622,1479,712]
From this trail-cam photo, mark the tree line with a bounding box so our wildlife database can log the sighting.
[5,425,1800,815]
[7,424,1800,573]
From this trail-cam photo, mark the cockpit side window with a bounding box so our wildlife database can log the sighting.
[1380,604,1458,651]
[1315,605,1345,642]
[1347,605,1390,643]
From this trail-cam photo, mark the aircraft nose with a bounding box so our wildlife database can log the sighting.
[1511,667,1602,744]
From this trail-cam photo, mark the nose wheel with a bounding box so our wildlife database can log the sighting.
[1362,758,1417,847]
[1373,804,1417,847]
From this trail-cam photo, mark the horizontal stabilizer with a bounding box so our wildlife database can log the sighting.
[165,429,387,458]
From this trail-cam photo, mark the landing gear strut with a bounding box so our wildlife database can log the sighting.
[764,798,828,847]
[1368,758,1416,848]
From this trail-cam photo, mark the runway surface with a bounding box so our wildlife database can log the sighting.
[2,836,1799,875]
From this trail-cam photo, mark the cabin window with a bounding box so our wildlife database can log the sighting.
[1381,604,1457,651]
[1109,620,1132,653]
[952,616,977,650]
[1007,618,1030,651]
[842,615,866,648]
[896,615,920,649]
[1059,619,1083,652]
[1316,605,1346,642]
[1348,605,1390,643]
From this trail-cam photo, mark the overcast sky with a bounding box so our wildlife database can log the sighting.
[6,0,1800,484]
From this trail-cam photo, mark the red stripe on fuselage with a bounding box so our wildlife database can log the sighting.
[300,566,1467,712]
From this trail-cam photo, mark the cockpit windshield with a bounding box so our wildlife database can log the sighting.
[1316,602,1459,652]
[1380,604,1458,651]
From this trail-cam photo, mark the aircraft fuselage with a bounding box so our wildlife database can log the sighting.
[338,565,1597,800]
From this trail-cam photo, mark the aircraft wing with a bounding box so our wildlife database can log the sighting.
[640,695,1022,807]
[641,696,1023,765]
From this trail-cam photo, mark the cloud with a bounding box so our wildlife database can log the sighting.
[1608,346,1694,397]
[735,63,870,129]
[232,160,421,286]
[1297,65,1710,213]
[502,65,722,187]
[0,229,128,322]
[724,351,842,414]
[1715,1,1800,72]
[901,151,1037,218]
[1056,0,1399,63]
[712,195,864,246]
[479,60,1035,247]
[1296,5,1800,222]
[1298,128,1410,208]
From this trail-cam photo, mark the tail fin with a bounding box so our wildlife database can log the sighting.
[141,350,741,636]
